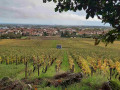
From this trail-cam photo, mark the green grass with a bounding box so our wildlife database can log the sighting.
[109,79,120,90]
[37,86,62,90]
[21,36,27,39]
[52,40,58,48]
[66,74,108,90]
[0,64,25,79]
[15,63,33,80]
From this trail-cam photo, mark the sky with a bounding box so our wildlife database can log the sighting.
[0,0,110,26]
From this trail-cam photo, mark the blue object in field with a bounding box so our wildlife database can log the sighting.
[57,45,62,49]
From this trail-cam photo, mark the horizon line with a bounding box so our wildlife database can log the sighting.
[0,23,111,27]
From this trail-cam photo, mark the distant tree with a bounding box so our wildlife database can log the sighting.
[83,33,86,38]
[22,32,29,36]
[43,0,120,45]
[0,33,22,39]
[61,31,64,37]
[43,32,48,36]
[71,32,77,36]
[61,31,70,37]
[64,31,70,37]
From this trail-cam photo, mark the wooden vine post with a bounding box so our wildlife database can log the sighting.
[25,57,28,79]
[110,68,112,80]
[6,56,8,65]
[37,56,40,76]
[71,65,74,73]
[16,55,17,65]
[38,65,40,76]
[0,56,2,64]
[55,65,57,72]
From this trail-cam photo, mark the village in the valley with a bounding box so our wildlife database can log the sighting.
[0,24,111,38]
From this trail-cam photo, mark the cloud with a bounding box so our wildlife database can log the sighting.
[0,0,109,26]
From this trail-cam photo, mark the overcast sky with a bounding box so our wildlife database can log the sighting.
[0,0,110,26]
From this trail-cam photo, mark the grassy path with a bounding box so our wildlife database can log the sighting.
[61,51,69,72]
[73,58,81,73]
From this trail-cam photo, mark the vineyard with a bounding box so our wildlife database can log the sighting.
[0,38,120,89]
